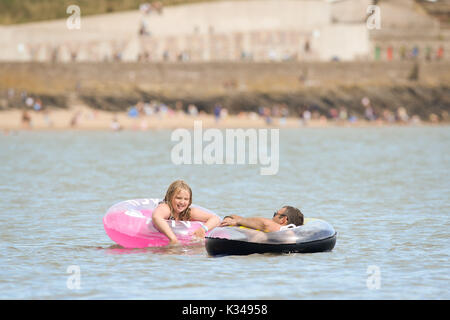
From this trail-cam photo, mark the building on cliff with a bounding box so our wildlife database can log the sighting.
[0,0,448,62]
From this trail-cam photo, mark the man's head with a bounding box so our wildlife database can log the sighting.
[272,206,304,226]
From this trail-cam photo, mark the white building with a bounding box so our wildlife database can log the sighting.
[0,0,444,62]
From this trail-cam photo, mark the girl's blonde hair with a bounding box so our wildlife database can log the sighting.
[163,180,192,221]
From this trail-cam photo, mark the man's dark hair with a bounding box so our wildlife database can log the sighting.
[283,206,304,226]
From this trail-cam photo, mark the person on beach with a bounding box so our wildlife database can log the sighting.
[21,110,31,129]
[219,206,304,232]
[152,180,221,245]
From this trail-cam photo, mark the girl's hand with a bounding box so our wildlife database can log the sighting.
[192,226,206,239]
[168,237,179,246]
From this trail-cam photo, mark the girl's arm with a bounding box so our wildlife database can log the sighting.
[190,207,221,238]
[152,204,178,245]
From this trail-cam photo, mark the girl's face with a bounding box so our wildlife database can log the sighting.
[171,189,191,214]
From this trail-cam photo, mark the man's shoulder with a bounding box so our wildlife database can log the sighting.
[260,218,281,232]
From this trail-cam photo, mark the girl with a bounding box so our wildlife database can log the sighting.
[152,180,221,245]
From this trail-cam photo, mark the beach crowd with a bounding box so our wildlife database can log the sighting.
[1,87,447,132]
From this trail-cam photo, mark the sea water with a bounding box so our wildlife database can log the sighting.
[0,126,448,299]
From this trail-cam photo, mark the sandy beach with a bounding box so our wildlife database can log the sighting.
[0,106,312,131]
[1,104,444,132]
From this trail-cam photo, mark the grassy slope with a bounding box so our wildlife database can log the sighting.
[0,0,233,25]
[1,0,446,26]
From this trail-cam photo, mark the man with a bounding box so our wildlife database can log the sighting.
[220,206,304,232]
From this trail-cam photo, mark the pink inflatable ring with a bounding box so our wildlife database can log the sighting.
[103,198,217,248]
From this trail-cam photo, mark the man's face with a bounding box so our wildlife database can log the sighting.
[272,207,288,225]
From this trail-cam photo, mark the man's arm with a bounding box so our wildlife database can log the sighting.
[220,215,281,232]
